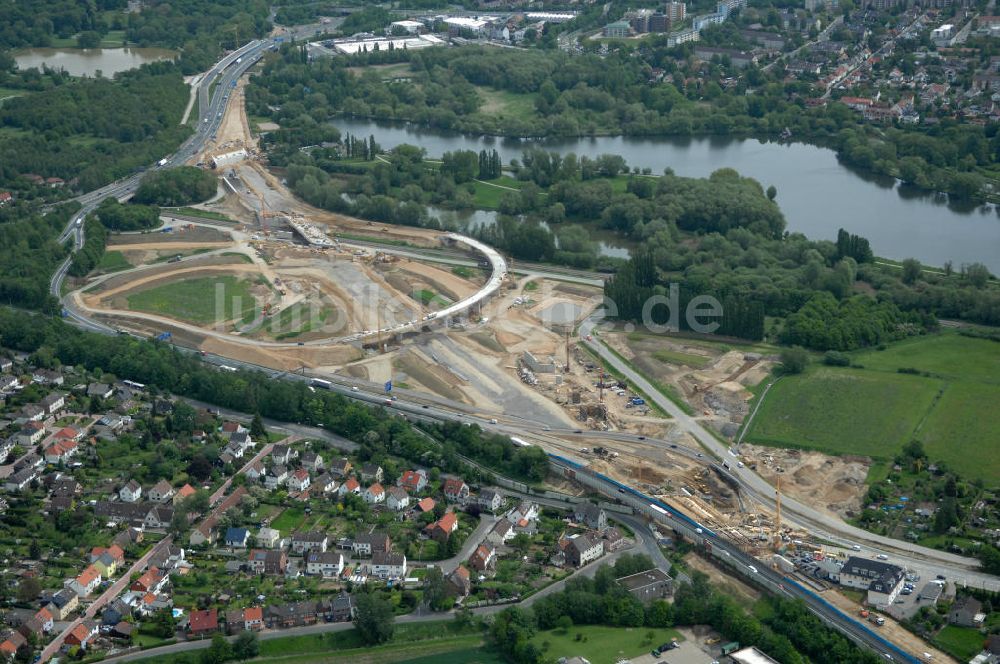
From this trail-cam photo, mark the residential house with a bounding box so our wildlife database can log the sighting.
[257,527,281,549]
[291,531,328,554]
[112,527,144,549]
[386,486,410,511]
[89,545,125,577]
[245,462,266,482]
[19,404,46,423]
[144,504,174,529]
[415,497,436,514]
[0,356,11,372]
[447,565,471,597]
[221,421,247,436]
[248,550,287,576]
[949,596,985,627]
[370,552,407,579]
[188,608,219,637]
[225,606,264,633]
[616,568,673,603]
[5,467,38,492]
[338,477,361,497]
[363,483,385,504]
[101,599,131,626]
[469,543,496,572]
[44,439,78,465]
[264,465,288,491]
[301,451,324,472]
[562,534,604,567]
[265,600,327,628]
[330,593,356,622]
[427,512,459,543]
[0,631,25,659]
[0,192,11,207]
[120,480,142,503]
[306,551,344,577]
[131,567,167,594]
[602,527,627,552]
[328,457,352,478]
[839,557,905,609]
[149,479,175,502]
[110,621,134,640]
[16,422,45,446]
[312,473,338,495]
[288,468,311,493]
[173,483,196,505]
[39,393,65,416]
[270,444,295,465]
[43,588,80,620]
[64,621,98,648]
[443,478,470,503]
[477,488,503,513]
[352,531,391,557]
[573,503,607,531]
[486,518,515,546]
[31,369,63,386]
[225,527,250,548]
[87,383,114,400]
[360,463,383,483]
[398,469,428,492]
[67,565,103,597]
[0,374,18,393]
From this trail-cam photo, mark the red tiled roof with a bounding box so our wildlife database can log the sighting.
[244,606,263,622]
[189,608,218,633]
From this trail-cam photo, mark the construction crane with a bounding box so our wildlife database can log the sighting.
[774,477,783,550]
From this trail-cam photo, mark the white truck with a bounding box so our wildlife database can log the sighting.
[156,158,168,167]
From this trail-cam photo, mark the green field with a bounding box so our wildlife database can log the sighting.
[474,86,537,122]
[413,288,452,308]
[529,625,682,664]
[127,275,257,325]
[746,332,1000,481]
[933,625,986,661]
[97,250,132,273]
[652,348,710,368]
[270,506,305,535]
[168,207,234,222]
[470,176,525,209]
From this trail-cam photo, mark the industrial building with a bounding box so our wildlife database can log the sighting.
[318,34,444,55]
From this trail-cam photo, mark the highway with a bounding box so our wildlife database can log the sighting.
[579,313,1000,593]
[43,31,995,664]
[49,38,273,331]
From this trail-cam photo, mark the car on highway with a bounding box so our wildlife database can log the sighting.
[638,435,646,440]
[351,386,358,392]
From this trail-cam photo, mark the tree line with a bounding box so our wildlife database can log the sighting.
[0,307,551,485]
[0,202,77,313]
[492,560,883,664]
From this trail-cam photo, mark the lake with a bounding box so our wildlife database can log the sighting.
[14,47,176,77]
[334,118,1000,273]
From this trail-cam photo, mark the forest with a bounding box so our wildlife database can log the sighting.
[0,202,77,313]
[0,307,550,485]
[247,43,1000,201]
[0,61,191,193]
[133,166,218,207]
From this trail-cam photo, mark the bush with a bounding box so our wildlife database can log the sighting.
[823,351,850,367]
[779,347,809,375]
[133,167,217,207]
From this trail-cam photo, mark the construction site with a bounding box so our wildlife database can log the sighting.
[66,69,884,598]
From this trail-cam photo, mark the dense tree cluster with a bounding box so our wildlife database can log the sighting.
[493,563,882,664]
[0,62,191,193]
[133,167,217,207]
[92,197,160,231]
[0,307,551,484]
[0,0,126,50]
[780,292,924,351]
[0,202,76,313]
